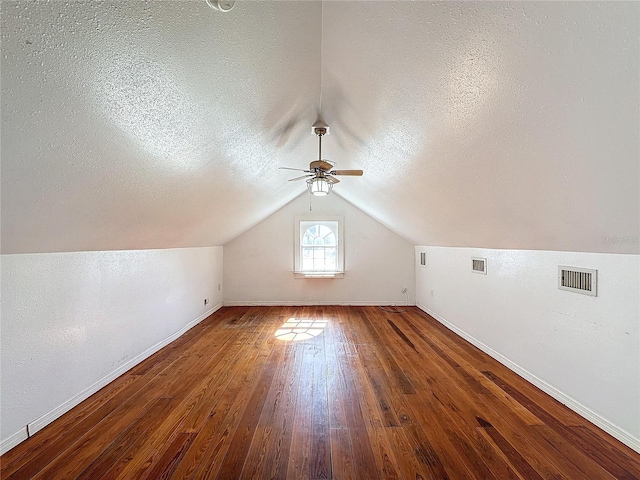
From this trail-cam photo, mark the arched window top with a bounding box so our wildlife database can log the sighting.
[302,224,336,247]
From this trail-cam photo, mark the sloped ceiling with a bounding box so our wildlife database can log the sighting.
[2,1,638,255]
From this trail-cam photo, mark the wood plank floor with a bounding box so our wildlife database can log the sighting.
[2,306,639,479]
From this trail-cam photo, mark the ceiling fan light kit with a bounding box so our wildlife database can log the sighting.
[281,118,363,197]
[308,177,332,196]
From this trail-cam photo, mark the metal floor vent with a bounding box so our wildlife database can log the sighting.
[472,257,487,274]
[558,266,597,296]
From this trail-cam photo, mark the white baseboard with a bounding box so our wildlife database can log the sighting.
[416,303,640,454]
[0,427,28,456]
[2,303,222,453]
[223,301,416,306]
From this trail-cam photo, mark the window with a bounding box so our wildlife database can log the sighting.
[294,216,344,278]
[301,223,337,271]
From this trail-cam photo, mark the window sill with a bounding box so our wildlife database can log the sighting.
[294,271,345,279]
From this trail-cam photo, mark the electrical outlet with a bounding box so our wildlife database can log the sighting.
[218,284,221,291]
[402,287,408,293]
[204,298,209,305]
[430,290,434,297]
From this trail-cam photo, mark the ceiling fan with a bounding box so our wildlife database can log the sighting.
[280,118,363,196]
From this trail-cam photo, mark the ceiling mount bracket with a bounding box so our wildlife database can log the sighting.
[311,117,330,136]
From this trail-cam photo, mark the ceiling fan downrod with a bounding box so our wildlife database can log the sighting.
[317,129,324,163]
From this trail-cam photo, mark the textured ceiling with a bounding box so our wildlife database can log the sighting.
[2,1,638,254]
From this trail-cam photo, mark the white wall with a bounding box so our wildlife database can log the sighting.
[224,193,414,305]
[0,246,223,454]
[415,246,639,452]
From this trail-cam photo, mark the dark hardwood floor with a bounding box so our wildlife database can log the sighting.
[2,306,639,479]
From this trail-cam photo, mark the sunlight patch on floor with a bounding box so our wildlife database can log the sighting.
[274,318,328,342]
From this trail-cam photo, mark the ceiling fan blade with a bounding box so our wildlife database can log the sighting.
[280,166,311,173]
[288,175,313,182]
[327,176,340,184]
[330,169,363,176]
[310,160,335,171]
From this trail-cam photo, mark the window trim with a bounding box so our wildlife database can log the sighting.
[294,215,344,278]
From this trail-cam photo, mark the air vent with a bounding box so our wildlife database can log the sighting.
[472,257,487,274]
[558,266,597,296]
[420,252,426,266]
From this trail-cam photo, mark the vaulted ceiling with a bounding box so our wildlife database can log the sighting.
[2,1,638,255]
